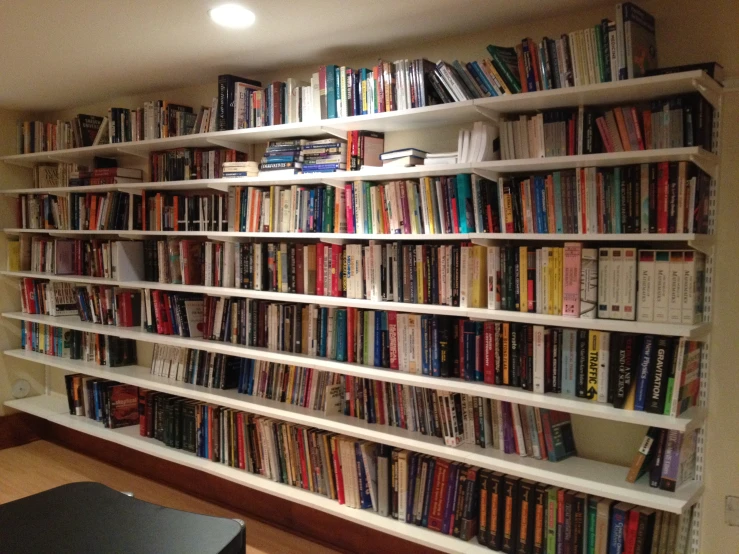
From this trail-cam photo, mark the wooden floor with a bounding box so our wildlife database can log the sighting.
[0,440,341,554]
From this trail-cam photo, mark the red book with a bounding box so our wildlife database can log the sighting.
[297,431,310,489]
[379,186,391,234]
[398,181,412,235]
[657,161,669,233]
[426,458,451,532]
[630,107,645,150]
[331,437,345,505]
[138,389,148,437]
[535,408,548,459]
[236,412,245,470]
[387,311,398,370]
[623,509,640,554]
[331,244,342,297]
[483,322,495,383]
[151,291,164,335]
[450,182,460,234]
[515,43,528,93]
[316,243,325,296]
[528,38,542,91]
[161,293,173,335]
[596,116,614,153]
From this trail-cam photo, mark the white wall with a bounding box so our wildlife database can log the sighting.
[2,0,738,549]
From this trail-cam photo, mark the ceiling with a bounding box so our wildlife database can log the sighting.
[2,0,604,112]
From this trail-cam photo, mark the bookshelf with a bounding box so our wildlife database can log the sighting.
[1,64,721,554]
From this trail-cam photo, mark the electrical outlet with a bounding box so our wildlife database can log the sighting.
[725,496,739,526]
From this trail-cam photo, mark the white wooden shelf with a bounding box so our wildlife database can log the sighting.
[1,279,710,338]
[2,393,490,554]
[4,391,702,514]
[0,228,715,251]
[0,146,718,194]
[0,71,720,168]
[2,317,705,431]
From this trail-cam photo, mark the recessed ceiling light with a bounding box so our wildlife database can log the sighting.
[209,3,256,29]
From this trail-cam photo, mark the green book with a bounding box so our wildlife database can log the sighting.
[594,25,606,83]
[587,495,599,554]
[547,486,559,554]
[486,45,522,93]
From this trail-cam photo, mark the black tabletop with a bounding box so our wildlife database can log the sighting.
[0,482,245,554]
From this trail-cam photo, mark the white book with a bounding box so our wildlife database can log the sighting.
[637,250,656,322]
[668,251,685,324]
[654,251,670,323]
[682,251,704,324]
[597,248,611,319]
[621,247,637,321]
[533,325,545,394]
[459,246,470,308]
[487,246,501,310]
[609,249,623,319]
[511,405,528,457]
[597,332,610,403]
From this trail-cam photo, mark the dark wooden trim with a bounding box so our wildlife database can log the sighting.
[0,412,46,450]
[37,419,440,554]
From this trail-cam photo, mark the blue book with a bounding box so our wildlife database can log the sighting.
[92,381,101,422]
[325,65,338,119]
[335,66,342,118]
[553,171,564,233]
[359,68,368,114]
[430,316,441,377]
[364,182,372,233]
[421,457,436,527]
[406,453,419,522]
[634,335,655,411]
[521,40,537,92]
[421,315,431,375]
[355,442,373,509]
[20,322,25,349]
[455,174,473,233]
[474,322,484,381]
[463,321,476,381]
[374,311,383,367]
[468,61,498,96]
[319,308,328,358]
[536,176,548,232]
[608,503,633,554]
[614,167,623,232]
[335,309,347,362]
[561,329,577,396]
[440,463,460,535]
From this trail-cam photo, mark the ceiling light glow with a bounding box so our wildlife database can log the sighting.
[209,3,256,29]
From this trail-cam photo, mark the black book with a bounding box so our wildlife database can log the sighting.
[533,484,548,554]
[572,493,587,554]
[575,329,589,398]
[517,479,536,554]
[649,429,668,487]
[478,469,492,545]
[502,475,521,553]
[510,323,521,388]
[646,337,675,413]
[489,471,505,550]
[667,162,679,233]
[613,334,641,409]
[217,74,262,131]
[459,467,480,541]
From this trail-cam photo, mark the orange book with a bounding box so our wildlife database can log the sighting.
[613,108,632,151]
[173,196,179,232]
[515,44,528,93]
[346,131,353,170]
[89,196,98,230]
[155,193,162,231]
[642,109,652,150]
[379,185,391,234]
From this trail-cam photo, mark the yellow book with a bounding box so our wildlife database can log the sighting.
[286,365,296,402]
[519,246,528,312]
[269,187,275,232]
[424,178,435,234]
[476,245,488,307]
[554,248,562,315]
[416,245,425,303]
[587,330,600,400]
[7,240,20,272]
[547,248,555,315]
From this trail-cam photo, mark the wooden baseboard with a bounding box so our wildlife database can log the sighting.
[37,419,440,554]
[0,412,45,450]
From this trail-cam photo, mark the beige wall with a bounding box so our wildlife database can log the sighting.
[2,0,738,549]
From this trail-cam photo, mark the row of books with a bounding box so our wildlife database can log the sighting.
[149,148,246,182]
[18,191,142,231]
[493,163,710,235]
[59,378,691,552]
[19,279,76,316]
[17,115,108,154]
[141,190,229,232]
[20,322,137,367]
[63,375,138,427]
[257,138,349,175]
[148,346,576,458]
[628,427,697,491]
[499,93,713,160]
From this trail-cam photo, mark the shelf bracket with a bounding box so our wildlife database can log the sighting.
[48,231,81,239]
[319,126,348,140]
[689,154,719,180]
[470,236,499,247]
[688,237,715,257]
[691,79,721,109]
[474,106,501,124]
[118,147,148,159]
[207,182,232,192]
[319,237,349,246]
[321,178,346,189]
[205,138,250,153]
[118,187,142,195]
[471,168,500,181]
[207,234,242,243]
